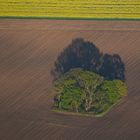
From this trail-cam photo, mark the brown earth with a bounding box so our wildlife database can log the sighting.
[0,19,140,140]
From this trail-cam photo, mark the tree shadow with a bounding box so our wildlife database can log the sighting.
[52,38,125,81]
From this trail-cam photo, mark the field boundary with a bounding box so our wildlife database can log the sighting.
[0,16,140,21]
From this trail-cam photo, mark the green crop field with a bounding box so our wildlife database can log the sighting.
[0,0,140,19]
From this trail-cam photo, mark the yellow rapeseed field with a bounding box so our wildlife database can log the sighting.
[0,0,140,19]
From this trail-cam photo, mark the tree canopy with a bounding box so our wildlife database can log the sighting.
[54,68,127,114]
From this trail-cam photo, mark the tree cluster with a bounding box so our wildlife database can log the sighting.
[54,69,127,114]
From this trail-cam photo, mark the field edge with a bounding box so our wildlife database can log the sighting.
[0,16,140,21]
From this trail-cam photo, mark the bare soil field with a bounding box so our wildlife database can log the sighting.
[0,19,140,140]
